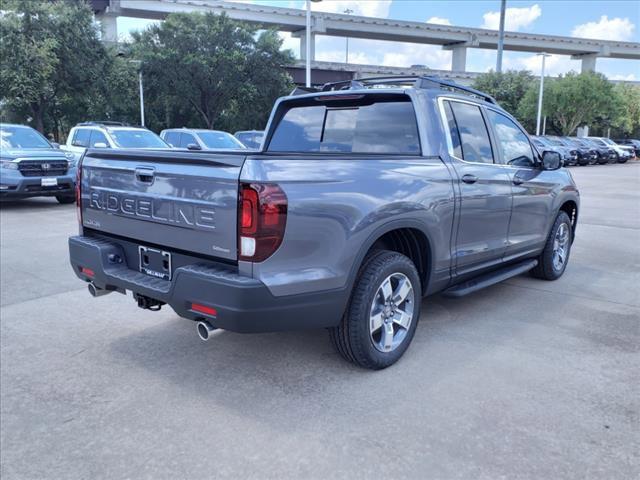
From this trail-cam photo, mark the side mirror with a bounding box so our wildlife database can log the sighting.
[542,151,562,170]
[187,143,202,151]
[93,142,109,148]
[51,142,60,149]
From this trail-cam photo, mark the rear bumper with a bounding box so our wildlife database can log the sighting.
[0,174,75,198]
[68,235,347,333]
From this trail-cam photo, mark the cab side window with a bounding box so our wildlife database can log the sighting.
[447,101,494,164]
[89,130,110,148]
[164,132,180,147]
[487,110,536,167]
[179,133,197,148]
[72,129,91,147]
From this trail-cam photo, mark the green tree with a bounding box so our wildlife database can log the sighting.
[131,12,294,131]
[472,70,534,115]
[0,0,108,137]
[517,72,619,136]
[611,83,640,137]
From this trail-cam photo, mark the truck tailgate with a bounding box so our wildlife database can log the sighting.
[79,149,245,261]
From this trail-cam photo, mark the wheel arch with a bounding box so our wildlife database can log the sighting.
[348,220,434,296]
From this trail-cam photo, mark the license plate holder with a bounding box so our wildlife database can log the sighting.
[139,246,172,281]
[41,178,57,187]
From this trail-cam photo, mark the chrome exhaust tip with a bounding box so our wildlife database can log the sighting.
[197,321,217,341]
[88,282,111,298]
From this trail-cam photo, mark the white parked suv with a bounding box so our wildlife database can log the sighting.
[587,137,634,163]
[65,122,170,158]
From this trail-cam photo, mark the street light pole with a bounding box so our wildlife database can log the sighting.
[305,0,311,87]
[344,8,353,63]
[305,0,322,87]
[138,70,145,127]
[535,52,551,136]
[128,60,145,127]
[496,0,506,73]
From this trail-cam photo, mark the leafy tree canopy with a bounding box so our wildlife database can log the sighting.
[517,71,619,136]
[471,69,534,115]
[131,12,294,131]
[0,0,107,135]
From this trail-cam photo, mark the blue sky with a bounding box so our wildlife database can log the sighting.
[118,0,640,80]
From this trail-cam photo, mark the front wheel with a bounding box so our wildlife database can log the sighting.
[56,195,75,204]
[329,250,421,370]
[531,211,572,280]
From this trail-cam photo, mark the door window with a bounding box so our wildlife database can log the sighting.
[89,130,110,147]
[72,129,91,147]
[447,102,494,164]
[164,132,180,147]
[179,133,197,148]
[487,110,536,167]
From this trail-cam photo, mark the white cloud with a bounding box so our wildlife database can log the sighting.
[278,31,301,56]
[312,36,452,70]
[502,53,580,76]
[311,0,392,18]
[571,16,636,41]
[481,4,541,31]
[426,17,451,26]
[610,73,637,81]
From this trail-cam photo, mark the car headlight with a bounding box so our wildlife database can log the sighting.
[1,160,18,170]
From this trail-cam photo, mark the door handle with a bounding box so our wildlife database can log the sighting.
[135,167,155,184]
[461,174,478,184]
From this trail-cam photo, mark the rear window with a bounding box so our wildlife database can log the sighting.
[267,98,420,154]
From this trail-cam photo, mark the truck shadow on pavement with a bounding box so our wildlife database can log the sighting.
[105,285,549,421]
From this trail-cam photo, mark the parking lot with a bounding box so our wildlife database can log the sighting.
[1,162,638,479]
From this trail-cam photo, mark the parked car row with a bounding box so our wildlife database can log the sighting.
[0,118,637,204]
[532,135,637,166]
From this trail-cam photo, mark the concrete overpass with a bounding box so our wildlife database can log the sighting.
[92,0,640,75]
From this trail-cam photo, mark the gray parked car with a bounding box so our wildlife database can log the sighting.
[161,128,246,150]
[1,123,77,203]
[69,76,579,369]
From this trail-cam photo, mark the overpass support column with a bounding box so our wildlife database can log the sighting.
[451,46,467,72]
[297,32,316,61]
[96,13,118,43]
[580,54,597,73]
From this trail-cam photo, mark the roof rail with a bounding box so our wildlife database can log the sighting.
[77,121,127,127]
[291,75,497,104]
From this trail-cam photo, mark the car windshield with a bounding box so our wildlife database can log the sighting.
[197,131,246,149]
[601,138,615,145]
[0,126,52,149]
[109,129,168,148]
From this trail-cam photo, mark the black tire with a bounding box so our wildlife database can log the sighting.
[56,195,75,204]
[531,211,572,281]
[329,250,421,370]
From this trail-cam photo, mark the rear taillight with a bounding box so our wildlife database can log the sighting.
[238,183,287,262]
[75,162,82,225]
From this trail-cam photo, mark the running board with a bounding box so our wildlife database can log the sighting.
[442,259,538,298]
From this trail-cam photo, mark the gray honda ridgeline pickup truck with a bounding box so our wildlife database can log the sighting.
[69,77,579,369]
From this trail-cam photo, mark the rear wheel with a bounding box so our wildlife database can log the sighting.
[56,195,75,204]
[329,250,421,370]
[531,211,572,280]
